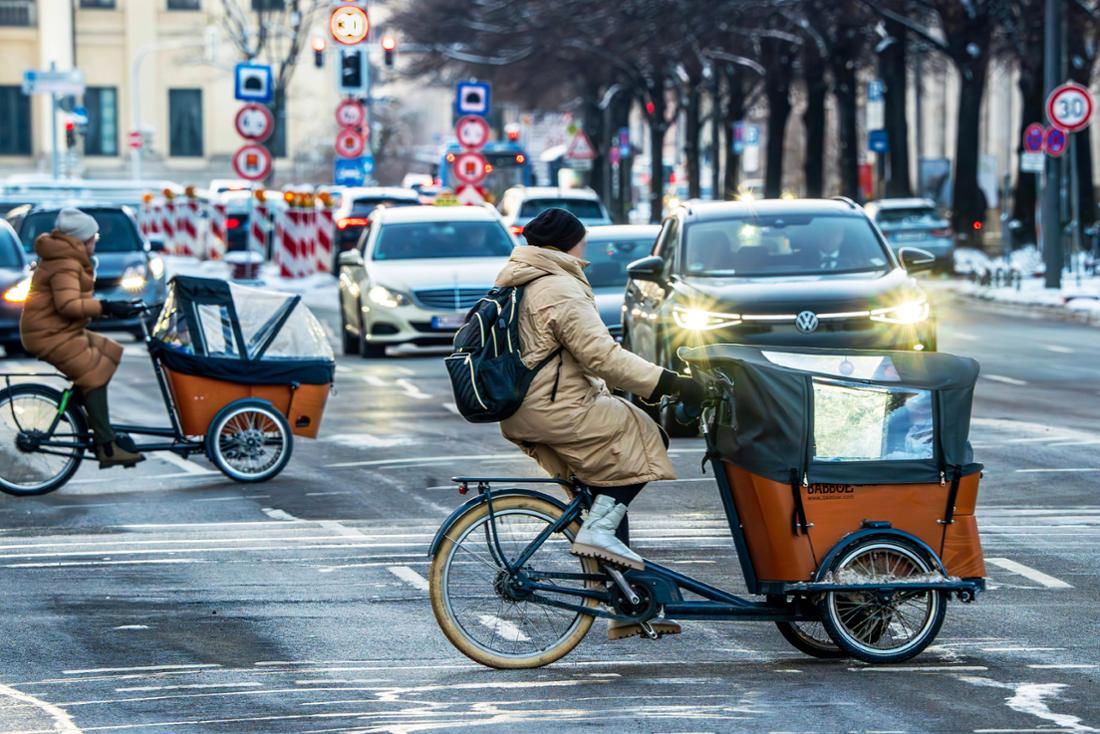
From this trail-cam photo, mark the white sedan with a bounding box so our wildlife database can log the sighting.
[337,205,515,357]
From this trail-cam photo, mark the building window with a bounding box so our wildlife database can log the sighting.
[83,87,118,156]
[169,88,203,157]
[0,86,32,154]
[167,0,200,9]
[0,0,36,26]
[79,0,116,8]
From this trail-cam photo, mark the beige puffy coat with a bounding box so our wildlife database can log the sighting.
[496,246,675,486]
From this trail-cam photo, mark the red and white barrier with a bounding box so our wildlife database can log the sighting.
[315,205,334,273]
[249,199,270,258]
[162,198,177,252]
[206,200,227,261]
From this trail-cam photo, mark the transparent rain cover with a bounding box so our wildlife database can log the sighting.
[228,282,333,361]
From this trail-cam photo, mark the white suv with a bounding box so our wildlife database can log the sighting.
[499,186,613,237]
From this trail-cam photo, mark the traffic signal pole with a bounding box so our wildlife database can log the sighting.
[1042,0,1063,289]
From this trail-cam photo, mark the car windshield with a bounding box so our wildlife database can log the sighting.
[518,198,605,219]
[585,237,654,288]
[682,214,890,277]
[875,207,942,227]
[373,220,514,260]
[350,197,419,217]
[20,210,143,254]
[0,230,22,268]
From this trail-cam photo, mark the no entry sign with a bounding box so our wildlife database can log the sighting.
[335,127,366,159]
[232,143,272,181]
[455,115,490,150]
[1047,82,1093,133]
[235,103,274,142]
[452,151,489,185]
[335,99,365,128]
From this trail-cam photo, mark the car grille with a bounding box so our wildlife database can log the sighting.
[413,287,487,311]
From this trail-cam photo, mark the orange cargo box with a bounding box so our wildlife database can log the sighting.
[163,367,330,439]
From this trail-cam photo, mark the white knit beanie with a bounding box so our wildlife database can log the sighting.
[55,208,99,242]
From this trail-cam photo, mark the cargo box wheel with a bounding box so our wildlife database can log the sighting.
[206,399,293,483]
[775,620,846,659]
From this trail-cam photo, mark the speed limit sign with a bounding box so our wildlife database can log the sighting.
[1047,82,1094,133]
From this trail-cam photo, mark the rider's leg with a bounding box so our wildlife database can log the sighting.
[589,483,645,545]
[82,385,145,468]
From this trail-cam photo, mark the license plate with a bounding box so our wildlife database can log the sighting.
[431,315,466,330]
[892,231,924,242]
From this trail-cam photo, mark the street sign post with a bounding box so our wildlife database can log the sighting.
[1023,123,1046,153]
[234,63,273,104]
[452,151,489,185]
[868,129,889,153]
[335,127,366,158]
[455,81,491,117]
[330,4,369,45]
[335,99,366,128]
[455,115,490,149]
[234,103,274,142]
[232,143,273,181]
[1044,127,1068,157]
[1021,152,1045,174]
[867,79,885,131]
[1046,82,1093,133]
[22,68,85,96]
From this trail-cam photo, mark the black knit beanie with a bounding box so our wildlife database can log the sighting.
[522,207,587,249]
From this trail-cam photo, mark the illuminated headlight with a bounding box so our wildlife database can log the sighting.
[672,305,742,331]
[120,264,147,292]
[368,284,410,309]
[147,256,164,280]
[2,277,31,303]
[870,299,930,325]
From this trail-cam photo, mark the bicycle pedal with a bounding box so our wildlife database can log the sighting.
[638,622,660,640]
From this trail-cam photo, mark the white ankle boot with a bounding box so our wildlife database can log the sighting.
[571,494,644,570]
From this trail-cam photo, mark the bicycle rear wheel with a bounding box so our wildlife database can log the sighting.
[0,384,86,496]
[429,494,600,669]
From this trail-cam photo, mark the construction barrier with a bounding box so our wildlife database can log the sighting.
[207,200,227,261]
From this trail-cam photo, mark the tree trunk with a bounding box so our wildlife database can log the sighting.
[951,62,989,249]
[645,78,670,224]
[579,84,604,196]
[609,91,633,223]
[762,37,794,199]
[684,79,702,200]
[833,65,860,199]
[881,17,912,197]
[1068,11,1096,237]
[1011,65,1043,247]
[721,65,747,199]
[802,43,827,198]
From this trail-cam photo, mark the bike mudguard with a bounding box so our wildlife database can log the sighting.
[427,488,570,558]
[813,527,947,582]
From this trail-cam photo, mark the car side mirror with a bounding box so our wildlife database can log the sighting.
[338,249,364,268]
[627,255,666,283]
[146,237,167,254]
[897,247,936,273]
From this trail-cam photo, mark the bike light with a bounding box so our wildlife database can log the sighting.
[673,305,742,331]
[120,264,147,293]
[368,284,410,309]
[870,299,929,325]
[3,277,30,304]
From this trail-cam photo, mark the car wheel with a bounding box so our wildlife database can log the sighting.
[358,312,386,359]
[340,308,360,356]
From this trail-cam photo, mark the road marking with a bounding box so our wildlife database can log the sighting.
[1028,664,1097,670]
[6,559,205,569]
[361,375,388,388]
[983,374,1028,386]
[0,682,82,733]
[63,664,221,675]
[260,508,299,521]
[113,625,149,631]
[1043,344,1075,354]
[1006,683,1096,732]
[851,666,989,672]
[318,520,366,538]
[116,683,264,692]
[1015,468,1098,473]
[476,614,529,642]
[986,558,1073,589]
[304,491,353,497]
[395,378,431,400]
[386,565,430,591]
[154,451,215,475]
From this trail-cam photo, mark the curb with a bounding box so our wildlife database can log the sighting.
[943,289,1100,327]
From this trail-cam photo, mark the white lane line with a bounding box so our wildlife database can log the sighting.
[63,664,220,675]
[851,665,988,672]
[386,565,430,591]
[70,471,217,485]
[983,374,1028,386]
[361,375,388,388]
[1028,664,1097,670]
[986,558,1073,589]
[7,559,206,569]
[113,625,149,631]
[1015,468,1099,474]
[304,491,352,497]
[476,614,530,642]
[154,451,215,475]
[318,520,366,538]
[1042,345,1075,354]
[260,508,299,521]
[395,378,432,400]
[115,683,262,693]
[0,682,82,733]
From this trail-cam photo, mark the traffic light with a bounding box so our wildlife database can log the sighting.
[338,47,366,94]
[312,36,325,68]
[64,121,76,150]
[381,35,396,68]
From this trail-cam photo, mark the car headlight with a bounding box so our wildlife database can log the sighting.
[147,256,164,281]
[870,299,930,324]
[672,305,742,331]
[368,284,410,309]
[120,264,147,293]
[3,277,31,304]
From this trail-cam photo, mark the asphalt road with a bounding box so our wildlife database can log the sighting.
[0,291,1097,734]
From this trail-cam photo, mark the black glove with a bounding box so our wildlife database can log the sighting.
[100,300,142,319]
[649,369,705,406]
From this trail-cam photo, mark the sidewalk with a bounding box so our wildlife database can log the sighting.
[947,247,1100,326]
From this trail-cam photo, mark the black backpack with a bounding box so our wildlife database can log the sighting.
[445,279,561,423]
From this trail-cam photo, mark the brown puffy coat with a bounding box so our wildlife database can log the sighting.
[19,232,121,391]
[497,246,675,486]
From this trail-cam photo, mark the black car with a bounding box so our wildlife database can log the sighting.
[6,204,168,338]
[621,198,936,434]
[0,220,31,356]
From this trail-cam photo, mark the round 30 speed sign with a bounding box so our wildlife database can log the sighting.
[1047,82,1094,133]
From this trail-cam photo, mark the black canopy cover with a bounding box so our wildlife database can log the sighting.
[151,275,335,386]
[680,344,982,485]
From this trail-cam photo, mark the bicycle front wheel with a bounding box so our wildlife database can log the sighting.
[429,494,600,669]
[0,384,86,496]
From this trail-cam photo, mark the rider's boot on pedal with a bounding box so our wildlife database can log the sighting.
[608,618,682,641]
[571,494,644,570]
[83,387,145,468]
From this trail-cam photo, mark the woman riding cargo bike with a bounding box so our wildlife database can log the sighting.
[436,210,987,668]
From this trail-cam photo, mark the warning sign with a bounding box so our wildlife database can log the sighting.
[565,129,597,161]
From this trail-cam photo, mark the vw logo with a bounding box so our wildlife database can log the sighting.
[795,310,819,333]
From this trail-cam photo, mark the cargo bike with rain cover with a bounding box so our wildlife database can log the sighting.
[428,344,986,667]
[0,275,335,495]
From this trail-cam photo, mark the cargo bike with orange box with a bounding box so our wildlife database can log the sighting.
[0,275,335,495]
[428,344,986,668]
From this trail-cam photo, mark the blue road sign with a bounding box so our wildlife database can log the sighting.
[455,81,491,117]
[745,124,760,146]
[362,155,375,175]
[868,129,889,153]
[868,80,885,103]
[334,156,367,186]
[235,63,273,103]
